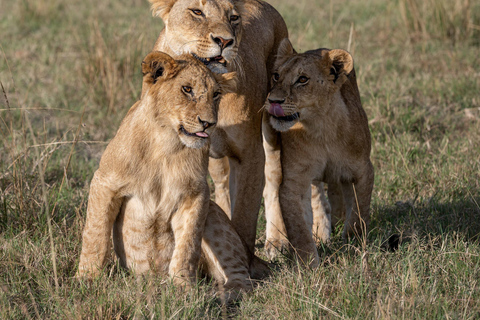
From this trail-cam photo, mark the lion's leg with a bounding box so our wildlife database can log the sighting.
[311,181,332,244]
[169,192,209,287]
[200,201,253,299]
[113,197,173,275]
[342,162,374,241]
[228,140,265,257]
[77,172,123,278]
[279,165,319,268]
[303,186,314,236]
[113,198,150,274]
[262,119,288,260]
[208,157,231,218]
[327,181,346,232]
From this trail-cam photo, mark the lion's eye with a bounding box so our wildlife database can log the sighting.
[182,86,192,94]
[213,92,221,99]
[191,9,203,16]
[230,15,239,22]
[297,76,309,84]
[272,73,279,82]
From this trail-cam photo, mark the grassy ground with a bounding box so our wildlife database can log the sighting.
[1,0,480,318]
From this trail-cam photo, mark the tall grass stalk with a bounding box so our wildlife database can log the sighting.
[49,107,86,220]
[23,98,59,294]
[400,0,473,43]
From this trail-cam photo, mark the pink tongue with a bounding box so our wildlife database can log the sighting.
[268,103,285,117]
[195,132,209,138]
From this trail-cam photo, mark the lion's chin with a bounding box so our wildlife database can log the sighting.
[206,63,229,74]
[179,135,209,149]
[269,114,299,132]
[192,53,229,74]
[179,126,210,149]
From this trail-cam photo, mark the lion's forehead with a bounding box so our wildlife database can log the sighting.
[170,68,217,96]
[182,69,217,88]
[202,0,235,12]
[177,58,216,81]
[179,0,235,16]
[278,56,326,85]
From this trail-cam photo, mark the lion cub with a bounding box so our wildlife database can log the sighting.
[77,51,261,293]
[262,39,374,267]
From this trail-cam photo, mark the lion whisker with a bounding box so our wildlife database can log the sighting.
[258,104,267,113]
[231,54,245,82]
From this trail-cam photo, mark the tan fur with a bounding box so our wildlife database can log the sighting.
[262,39,374,267]
[149,0,289,256]
[77,52,262,294]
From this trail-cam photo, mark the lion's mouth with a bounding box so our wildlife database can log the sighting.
[268,102,299,121]
[271,113,300,122]
[192,53,226,67]
[180,125,209,138]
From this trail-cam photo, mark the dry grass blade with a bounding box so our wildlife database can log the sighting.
[265,279,345,319]
[49,106,86,220]
[24,107,59,293]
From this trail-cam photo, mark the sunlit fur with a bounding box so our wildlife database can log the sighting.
[262,39,375,267]
[77,52,268,297]
[149,0,289,258]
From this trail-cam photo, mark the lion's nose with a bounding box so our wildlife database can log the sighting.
[212,36,234,50]
[268,98,285,104]
[198,116,216,129]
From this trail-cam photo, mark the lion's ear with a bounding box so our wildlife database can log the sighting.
[325,49,354,86]
[278,38,295,58]
[274,38,296,69]
[149,0,177,21]
[214,72,238,94]
[231,0,247,17]
[141,51,179,97]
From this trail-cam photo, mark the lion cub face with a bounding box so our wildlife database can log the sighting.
[149,0,243,73]
[266,39,354,132]
[142,51,236,148]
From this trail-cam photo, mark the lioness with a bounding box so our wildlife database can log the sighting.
[77,52,262,293]
[149,0,289,255]
[262,39,374,267]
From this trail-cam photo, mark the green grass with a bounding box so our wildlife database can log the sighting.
[1,0,480,318]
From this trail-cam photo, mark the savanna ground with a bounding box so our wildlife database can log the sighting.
[1,0,480,318]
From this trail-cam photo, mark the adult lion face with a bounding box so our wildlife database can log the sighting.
[266,39,354,132]
[141,51,237,148]
[150,0,243,73]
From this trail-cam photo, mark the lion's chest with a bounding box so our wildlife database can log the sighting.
[113,158,208,274]
[133,166,207,221]
[284,127,358,184]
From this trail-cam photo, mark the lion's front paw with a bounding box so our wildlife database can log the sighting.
[75,264,101,280]
[169,266,195,290]
[264,238,289,261]
[171,275,193,291]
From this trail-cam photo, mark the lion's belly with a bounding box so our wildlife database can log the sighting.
[113,196,174,275]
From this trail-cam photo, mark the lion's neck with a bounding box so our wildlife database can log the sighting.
[301,92,350,143]
[153,29,178,57]
[127,101,189,157]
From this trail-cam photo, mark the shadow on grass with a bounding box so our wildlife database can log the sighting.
[370,192,480,248]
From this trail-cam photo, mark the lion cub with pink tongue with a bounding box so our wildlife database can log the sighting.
[262,39,374,267]
[77,52,268,297]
